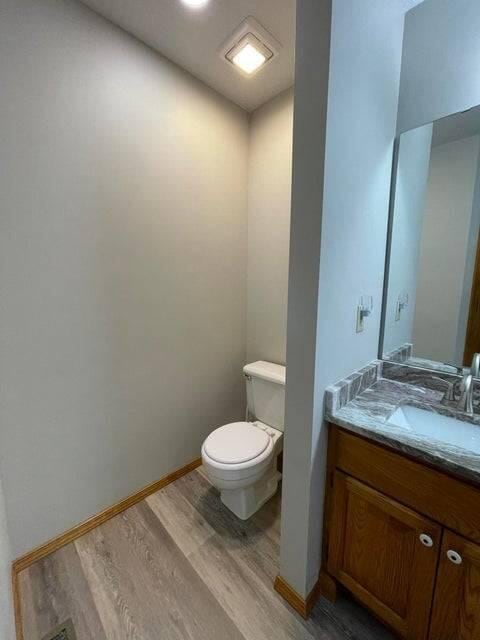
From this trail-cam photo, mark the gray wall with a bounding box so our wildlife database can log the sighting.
[280,0,332,596]
[398,0,480,133]
[0,0,249,557]
[383,123,433,356]
[0,473,14,640]
[246,89,294,365]
[280,0,405,596]
[413,135,480,363]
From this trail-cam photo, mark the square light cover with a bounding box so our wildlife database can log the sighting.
[226,33,273,76]
[219,17,281,78]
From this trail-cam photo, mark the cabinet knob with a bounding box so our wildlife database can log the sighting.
[447,550,462,565]
[419,533,434,547]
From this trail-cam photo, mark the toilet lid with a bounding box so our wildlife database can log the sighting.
[204,422,270,465]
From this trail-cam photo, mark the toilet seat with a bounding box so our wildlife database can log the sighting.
[201,420,283,520]
[201,421,277,484]
[203,422,270,465]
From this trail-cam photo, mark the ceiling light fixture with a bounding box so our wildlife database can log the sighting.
[230,35,270,75]
[232,43,266,75]
[220,17,281,78]
[181,0,209,9]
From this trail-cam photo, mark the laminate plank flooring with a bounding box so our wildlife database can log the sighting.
[18,543,106,640]
[19,467,393,640]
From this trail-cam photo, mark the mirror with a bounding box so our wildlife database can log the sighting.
[381,105,480,375]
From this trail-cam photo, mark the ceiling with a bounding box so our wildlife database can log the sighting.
[80,0,296,112]
[432,105,480,147]
[80,0,424,113]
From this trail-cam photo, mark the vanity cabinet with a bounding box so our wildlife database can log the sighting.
[324,426,480,640]
[328,471,440,638]
[430,531,480,639]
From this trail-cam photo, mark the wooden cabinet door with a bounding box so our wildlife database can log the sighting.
[429,530,480,639]
[328,471,441,639]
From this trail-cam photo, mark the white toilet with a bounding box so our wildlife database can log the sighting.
[201,360,285,520]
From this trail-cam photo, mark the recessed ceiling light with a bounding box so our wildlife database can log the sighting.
[181,0,209,8]
[219,17,281,78]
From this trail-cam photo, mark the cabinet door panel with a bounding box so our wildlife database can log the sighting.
[328,471,441,639]
[430,530,480,640]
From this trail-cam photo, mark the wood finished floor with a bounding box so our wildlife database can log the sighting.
[18,467,393,640]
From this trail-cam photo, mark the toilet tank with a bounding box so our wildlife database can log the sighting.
[243,361,286,431]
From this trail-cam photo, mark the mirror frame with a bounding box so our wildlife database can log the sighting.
[378,136,401,363]
[379,105,480,376]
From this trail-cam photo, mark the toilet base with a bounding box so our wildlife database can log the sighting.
[220,464,281,520]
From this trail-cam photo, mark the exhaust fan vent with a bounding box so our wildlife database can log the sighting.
[42,619,77,640]
[219,17,281,77]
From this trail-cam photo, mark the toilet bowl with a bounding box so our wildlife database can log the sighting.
[202,420,283,519]
[201,361,285,520]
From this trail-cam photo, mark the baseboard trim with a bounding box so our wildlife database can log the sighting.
[13,456,202,573]
[274,574,321,619]
[11,456,202,640]
[12,567,22,640]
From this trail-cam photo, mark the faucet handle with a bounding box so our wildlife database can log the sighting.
[443,381,456,402]
[458,373,474,415]
[471,353,480,378]
[431,377,457,402]
[459,373,473,391]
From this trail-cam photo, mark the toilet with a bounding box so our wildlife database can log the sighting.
[201,361,285,520]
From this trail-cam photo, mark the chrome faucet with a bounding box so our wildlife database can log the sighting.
[457,373,474,415]
[437,373,475,415]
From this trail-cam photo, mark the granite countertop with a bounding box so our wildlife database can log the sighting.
[325,375,480,485]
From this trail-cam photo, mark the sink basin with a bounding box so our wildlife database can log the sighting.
[387,405,480,454]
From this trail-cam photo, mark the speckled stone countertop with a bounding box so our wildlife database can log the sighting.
[325,362,480,485]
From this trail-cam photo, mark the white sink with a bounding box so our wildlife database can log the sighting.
[387,405,480,455]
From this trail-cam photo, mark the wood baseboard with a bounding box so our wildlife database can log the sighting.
[12,566,22,640]
[274,574,321,619]
[13,456,201,573]
[318,570,338,603]
[11,456,202,640]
